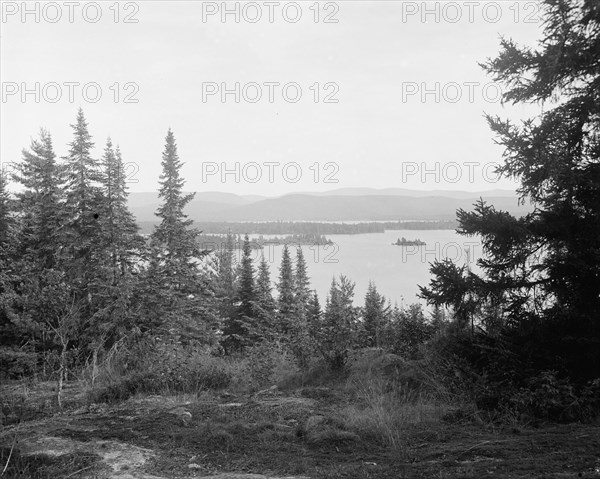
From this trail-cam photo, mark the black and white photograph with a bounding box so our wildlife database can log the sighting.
[1,0,599,477]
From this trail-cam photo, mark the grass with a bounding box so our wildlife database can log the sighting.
[2,347,600,478]
[341,377,451,448]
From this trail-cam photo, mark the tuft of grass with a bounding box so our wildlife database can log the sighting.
[340,370,454,449]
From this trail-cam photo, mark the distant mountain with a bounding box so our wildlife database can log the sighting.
[128,188,531,223]
[302,187,520,199]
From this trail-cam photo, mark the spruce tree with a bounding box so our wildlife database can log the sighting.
[151,129,200,287]
[276,244,295,335]
[313,276,358,370]
[14,129,63,270]
[362,281,388,348]
[289,247,312,367]
[215,231,237,323]
[92,140,145,352]
[0,170,21,353]
[222,234,257,353]
[145,129,213,342]
[60,109,107,353]
[100,140,143,284]
[420,0,600,378]
[293,247,311,322]
[254,253,276,340]
[307,290,322,325]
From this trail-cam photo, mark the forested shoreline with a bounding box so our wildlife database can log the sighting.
[137,219,459,236]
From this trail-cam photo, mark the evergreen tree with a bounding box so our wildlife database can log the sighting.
[382,304,433,358]
[362,281,388,348]
[143,129,214,342]
[215,231,237,325]
[61,109,105,306]
[13,129,63,270]
[289,247,312,367]
[150,129,201,287]
[254,253,276,339]
[276,244,295,335]
[293,247,311,321]
[420,0,600,377]
[307,290,322,325]
[0,170,22,356]
[90,140,145,353]
[312,276,358,370]
[100,140,143,284]
[222,234,257,353]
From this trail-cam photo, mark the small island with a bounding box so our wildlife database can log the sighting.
[392,237,426,246]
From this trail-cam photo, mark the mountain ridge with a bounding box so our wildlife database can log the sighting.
[128,188,530,223]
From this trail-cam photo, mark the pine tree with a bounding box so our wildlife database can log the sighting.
[276,244,295,335]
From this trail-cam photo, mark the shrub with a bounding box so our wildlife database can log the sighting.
[0,347,38,380]
[507,372,600,422]
[88,338,234,403]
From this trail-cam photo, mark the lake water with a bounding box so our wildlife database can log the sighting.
[240,230,482,307]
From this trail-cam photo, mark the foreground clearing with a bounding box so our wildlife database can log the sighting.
[1,382,599,478]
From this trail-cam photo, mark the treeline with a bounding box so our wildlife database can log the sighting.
[0,109,442,383]
[196,233,333,251]
[138,220,458,235]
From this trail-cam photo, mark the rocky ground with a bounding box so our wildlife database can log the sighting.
[1,381,600,478]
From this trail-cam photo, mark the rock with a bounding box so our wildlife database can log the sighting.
[300,415,359,445]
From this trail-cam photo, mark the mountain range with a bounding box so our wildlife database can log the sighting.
[128,188,531,223]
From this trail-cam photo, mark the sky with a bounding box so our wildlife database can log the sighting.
[1,1,545,196]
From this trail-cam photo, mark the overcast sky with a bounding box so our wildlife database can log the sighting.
[1,1,544,195]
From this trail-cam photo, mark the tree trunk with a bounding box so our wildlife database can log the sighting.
[57,340,67,409]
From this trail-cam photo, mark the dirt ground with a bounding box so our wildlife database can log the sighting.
[1,381,600,478]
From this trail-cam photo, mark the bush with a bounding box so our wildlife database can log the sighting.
[0,347,38,379]
[507,372,600,422]
[88,338,234,403]
[246,341,276,390]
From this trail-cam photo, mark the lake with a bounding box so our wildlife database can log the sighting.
[236,230,483,308]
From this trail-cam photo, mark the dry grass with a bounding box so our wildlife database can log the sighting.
[341,376,452,448]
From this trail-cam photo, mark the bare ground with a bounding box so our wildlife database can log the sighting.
[1,381,600,478]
